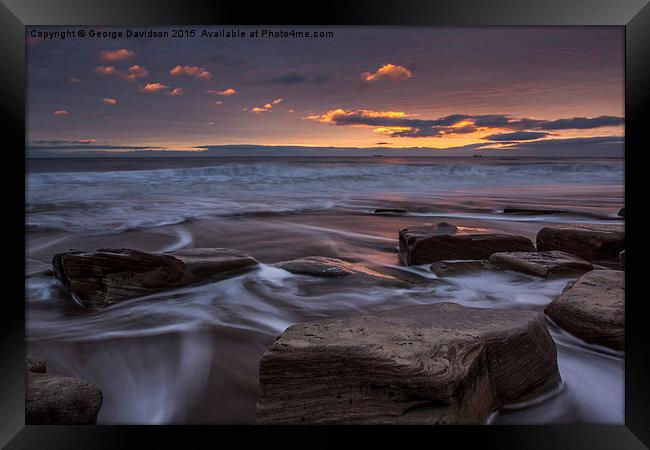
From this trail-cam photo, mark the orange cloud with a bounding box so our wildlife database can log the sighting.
[251,107,269,113]
[95,65,118,75]
[102,98,117,105]
[362,64,413,83]
[141,82,168,93]
[169,87,184,96]
[207,88,237,96]
[76,139,97,143]
[101,49,135,62]
[307,109,409,123]
[170,65,212,80]
[52,110,68,116]
[123,65,149,80]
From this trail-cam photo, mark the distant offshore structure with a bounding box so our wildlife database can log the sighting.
[372,154,385,157]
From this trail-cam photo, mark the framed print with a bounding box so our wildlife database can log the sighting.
[2,0,648,448]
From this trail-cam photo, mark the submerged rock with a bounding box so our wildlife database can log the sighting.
[257,302,560,424]
[52,247,258,308]
[399,223,534,265]
[489,251,593,279]
[26,356,47,373]
[544,270,624,350]
[503,207,566,215]
[374,208,408,215]
[26,359,103,424]
[536,224,624,261]
[429,260,497,277]
[275,256,417,287]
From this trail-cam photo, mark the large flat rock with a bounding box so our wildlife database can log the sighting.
[536,224,624,261]
[489,251,593,279]
[399,223,535,265]
[52,247,258,308]
[26,360,103,425]
[257,302,560,424]
[544,270,624,350]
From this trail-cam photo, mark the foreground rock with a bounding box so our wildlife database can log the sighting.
[26,358,103,424]
[275,256,420,287]
[399,223,535,265]
[618,207,625,217]
[544,270,624,350]
[429,260,497,277]
[489,251,593,279]
[257,302,560,424]
[536,224,624,261]
[619,250,625,269]
[53,247,258,308]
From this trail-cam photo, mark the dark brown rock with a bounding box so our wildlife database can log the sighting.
[257,302,560,424]
[430,260,497,276]
[544,270,624,350]
[26,370,103,424]
[489,251,593,279]
[618,207,625,217]
[52,247,258,308]
[535,224,624,261]
[275,256,416,287]
[399,223,534,265]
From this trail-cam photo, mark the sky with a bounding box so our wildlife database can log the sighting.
[26,26,624,157]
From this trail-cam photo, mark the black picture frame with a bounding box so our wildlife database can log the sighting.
[2,1,648,448]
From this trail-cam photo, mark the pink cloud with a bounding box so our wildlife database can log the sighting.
[102,98,117,105]
[95,66,118,75]
[76,139,97,143]
[207,88,237,96]
[123,65,149,81]
[168,87,184,96]
[141,82,168,93]
[100,49,135,62]
[52,110,68,116]
[170,65,212,80]
[362,64,413,83]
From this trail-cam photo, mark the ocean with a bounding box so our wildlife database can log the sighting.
[25,156,625,424]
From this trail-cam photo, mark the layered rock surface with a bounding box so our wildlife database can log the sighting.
[52,247,258,308]
[544,270,624,351]
[26,357,103,424]
[429,260,497,277]
[399,223,535,265]
[257,302,561,424]
[489,251,593,279]
[536,224,624,261]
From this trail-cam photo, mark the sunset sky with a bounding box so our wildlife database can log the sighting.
[26,26,624,156]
